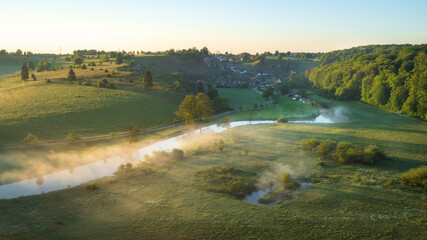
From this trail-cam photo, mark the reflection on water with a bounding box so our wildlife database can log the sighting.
[0,121,275,199]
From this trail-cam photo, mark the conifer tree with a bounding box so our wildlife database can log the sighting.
[143,70,153,89]
[68,67,76,82]
[21,64,29,84]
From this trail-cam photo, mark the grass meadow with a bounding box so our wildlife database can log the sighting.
[0,61,184,146]
[217,88,270,110]
[0,98,425,239]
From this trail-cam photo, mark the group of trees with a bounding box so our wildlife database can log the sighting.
[300,138,384,165]
[164,47,210,60]
[0,49,34,56]
[36,60,49,72]
[175,93,214,125]
[307,44,427,120]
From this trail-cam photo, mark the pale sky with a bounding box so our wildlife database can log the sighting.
[0,0,426,54]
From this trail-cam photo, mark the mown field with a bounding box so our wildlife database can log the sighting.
[0,60,185,146]
[228,95,318,121]
[235,58,320,74]
[217,88,270,110]
[0,98,425,239]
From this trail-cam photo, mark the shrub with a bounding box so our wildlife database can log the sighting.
[82,81,92,86]
[81,64,87,69]
[114,163,133,175]
[401,166,427,189]
[106,83,115,89]
[215,140,225,152]
[145,149,185,162]
[171,148,184,161]
[277,117,288,123]
[363,145,384,163]
[280,173,300,190]
[66,131,81,141]
[302,138,383,164]
[300,138,321,151]
[315,139,336,158]
[253,103,258,109]
[333,142,364,163]
[104,69,108,73]
[317,160,326,168]
[86,182,98,190]
[23,133,38,144]
[46,79,51,83]
[90,68,94,71]
[95,79,109,88]
[244,149,249,156]
[192,166,256,199]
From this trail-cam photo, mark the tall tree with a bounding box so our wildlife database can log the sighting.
[99,54,109,63]
[28,61,35,71]
[143,70,153,89]
[67,67,76,82]
[175,95,198,125]
[128,123,139,143]
[195,93,214,120]
[116,52,123,64]
[21,64,29,84]
[73,57,83,65]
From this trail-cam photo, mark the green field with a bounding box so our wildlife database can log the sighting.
[217,88,270,109]
[235,58,320,74]
[0,61,184,146]
[0,99,425,239]
[229,95,318,120]
[0,55,50,76]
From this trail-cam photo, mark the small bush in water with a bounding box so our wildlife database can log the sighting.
[280,173,300,190]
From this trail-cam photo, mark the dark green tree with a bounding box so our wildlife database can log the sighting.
[74,57,83,65]
[129,123,139,143]
[143,70,153,89]
[67,67,76,82]
[116,52,123,64]
[28,61,35,71]
[262,87,274,99]
[21,64,29,84]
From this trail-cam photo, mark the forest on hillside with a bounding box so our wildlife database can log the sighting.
[307,44,427,120]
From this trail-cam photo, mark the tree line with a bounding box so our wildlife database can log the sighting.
[307,44,426,120]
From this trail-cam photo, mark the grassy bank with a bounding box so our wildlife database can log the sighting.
[0,98,425,239]
[228,95,318,121]
[217,88,269,110]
